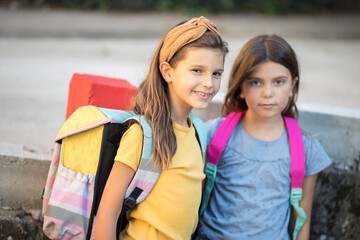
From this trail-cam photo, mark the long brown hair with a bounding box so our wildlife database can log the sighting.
[223,34,300,119]
[133,20,228,169]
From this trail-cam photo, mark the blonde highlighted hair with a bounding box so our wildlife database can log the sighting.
[133,17,228,169]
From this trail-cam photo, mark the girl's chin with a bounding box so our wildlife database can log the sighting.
[248,109,283,119]
[191,102,211,110]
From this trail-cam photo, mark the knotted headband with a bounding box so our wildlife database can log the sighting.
[159,16,222,64]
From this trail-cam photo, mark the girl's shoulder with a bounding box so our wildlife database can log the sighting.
[205,117,225,130]
[114,123,144,171]
[301,132,317,146]
[205,118,225,141]
[301,132,325,153]
[300,132,332,176]
[124,123,144,138]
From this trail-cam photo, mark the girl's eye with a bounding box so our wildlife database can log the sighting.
[249,80,261,86]
[213,72,222,77]
[192,69,201,73]
[275,79,285,85]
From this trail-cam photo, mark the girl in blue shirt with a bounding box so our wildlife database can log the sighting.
[195,35,331,240]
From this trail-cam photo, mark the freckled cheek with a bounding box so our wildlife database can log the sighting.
[213,80,221,93]
[244,88,259,97]
[280,88,293,98]
[215,75,223,86]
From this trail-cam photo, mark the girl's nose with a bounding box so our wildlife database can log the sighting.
[201,74,213,88]
[262,84,274,98]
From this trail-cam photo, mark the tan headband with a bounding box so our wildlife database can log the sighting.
[159,16,221,64]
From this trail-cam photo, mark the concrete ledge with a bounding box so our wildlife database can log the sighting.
[298,108,360,170]
[0,145,51,210]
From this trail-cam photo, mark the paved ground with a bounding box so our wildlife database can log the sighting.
[0,9,360,151]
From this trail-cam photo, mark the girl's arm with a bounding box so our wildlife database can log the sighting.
[289,174,318,240]
[95,161,136,239]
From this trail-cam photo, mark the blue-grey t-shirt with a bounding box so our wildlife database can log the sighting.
[196,118,332,240]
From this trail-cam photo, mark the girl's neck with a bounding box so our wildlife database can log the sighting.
[168,98,192,128]
[171,109,191,128]
[241,111,285,141]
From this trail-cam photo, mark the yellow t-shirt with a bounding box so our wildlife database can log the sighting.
[114,120,205,240]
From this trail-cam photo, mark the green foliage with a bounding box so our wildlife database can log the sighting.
[19,0,360,14]
[156,0,235,14]
[61,0,111,10]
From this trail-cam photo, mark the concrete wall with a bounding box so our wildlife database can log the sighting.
[299,111,360,171]
[298,110,360,239]
[0,102,359,239]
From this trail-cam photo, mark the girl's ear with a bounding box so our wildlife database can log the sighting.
[159,62,172,83]
[240,81,245,99]
[292,77,299,88]
[290,77,298,98]
[240,91,244,99]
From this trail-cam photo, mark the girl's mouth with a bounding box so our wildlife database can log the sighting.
[259,103,275,108]
[194,91,212,98]
[194,91,212,99]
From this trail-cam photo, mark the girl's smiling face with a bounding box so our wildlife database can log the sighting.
[240,61,296,120]
[161,47,224,122]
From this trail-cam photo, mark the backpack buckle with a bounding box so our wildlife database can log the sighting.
[290,188,302,203]
[205,163,217,180]
[122,196,136,212]
[290,188,307,240]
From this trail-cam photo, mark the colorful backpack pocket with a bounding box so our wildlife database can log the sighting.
[43,163,95,239]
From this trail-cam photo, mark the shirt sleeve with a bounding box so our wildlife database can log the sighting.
[303,133,332,177]
[114,123,143,171]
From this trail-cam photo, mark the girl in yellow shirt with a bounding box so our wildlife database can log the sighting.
[95,16,228,239]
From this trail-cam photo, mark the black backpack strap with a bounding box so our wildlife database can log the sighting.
[86,120,139,240]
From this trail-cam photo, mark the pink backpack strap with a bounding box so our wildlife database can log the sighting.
[208,112,245,165]
[199,111,244,217]
[284,117,306,239]
[284,117,305,188]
